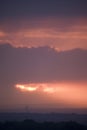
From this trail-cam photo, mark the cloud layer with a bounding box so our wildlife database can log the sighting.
[0,0,87,19]
[0,0,87,50]
[0,0,87,111]
[0,44,87,88]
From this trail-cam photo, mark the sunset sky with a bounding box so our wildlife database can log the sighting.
[0,0,87,113]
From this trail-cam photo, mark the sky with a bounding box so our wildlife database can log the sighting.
[0,0,87,113]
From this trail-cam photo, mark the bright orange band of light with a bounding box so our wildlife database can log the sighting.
[15,83,87,108]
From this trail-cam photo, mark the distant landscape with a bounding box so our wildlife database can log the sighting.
[0,113,87,126]
[0,119,87,130]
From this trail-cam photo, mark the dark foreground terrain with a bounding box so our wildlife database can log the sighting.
[0,113,87,125]
[0,120,87,130]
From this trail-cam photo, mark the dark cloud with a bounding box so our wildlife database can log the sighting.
[0,43,87,87]
[0,0,87,36]
[0,0,87,21]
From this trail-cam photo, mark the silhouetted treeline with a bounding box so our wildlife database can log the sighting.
[0,120,87,130]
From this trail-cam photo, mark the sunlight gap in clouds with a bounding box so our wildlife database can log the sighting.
[15,83,87,108]
[16,84,39,92]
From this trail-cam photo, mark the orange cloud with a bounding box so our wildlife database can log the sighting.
[0,17,87,50]
[0,32,6,37]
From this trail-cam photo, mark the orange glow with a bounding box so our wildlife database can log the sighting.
[0,18,87,50]
[16,84,38,92]
[16,28,87,39]
[15,83,87,108]
[15,83,56,93]
[0,32,6,37]
[43,87,55,93]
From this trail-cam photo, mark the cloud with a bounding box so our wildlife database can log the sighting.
[0,44,87,88]
[0,0,87,33]
[0,0,87,20]
[0,1,87,51]
[0,19,87,50]
[0,32,6,37]
[0,1,87,109]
